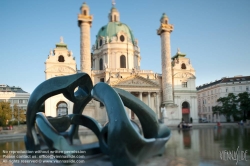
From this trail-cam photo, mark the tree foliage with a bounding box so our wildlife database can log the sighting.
[0,101,27,126]
[0,101,12,126]
[212,92,250,122]
[237,92,250,120]
[13,104,26,123]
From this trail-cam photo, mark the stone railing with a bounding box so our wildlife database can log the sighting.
[92,68,154,74]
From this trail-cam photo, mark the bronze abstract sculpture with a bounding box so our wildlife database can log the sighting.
[25,73,171,165]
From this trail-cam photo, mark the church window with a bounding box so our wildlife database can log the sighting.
[99,39,103,47]
[99,58,103,70]
[182,82,187,88]
[182,101,189,108]
[83,10,87,16]
[120,35,125,42]
[165,20,168,24]
[58,55,65,62]
[114,15,117,22]
[120,55,126,68]
[57,102,68,116]
[181,63,186,69]
[100,102,104,107]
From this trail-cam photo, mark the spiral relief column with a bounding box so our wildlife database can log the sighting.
[78,2,93,75]
[157,13,174,106]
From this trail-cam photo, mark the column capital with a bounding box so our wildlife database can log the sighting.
[157,24,174,35]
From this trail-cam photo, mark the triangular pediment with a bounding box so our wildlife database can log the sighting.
[110,75,160,87]
[46,65,76,73]
[174,72,196,79]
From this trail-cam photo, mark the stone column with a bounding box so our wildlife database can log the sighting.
[148,92,151,108]
[157,13,174,106]
[80,23,91,75]
[139,92,142,101]
[78,4,93,76]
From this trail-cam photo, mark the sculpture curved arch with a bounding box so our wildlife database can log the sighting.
[25,73,171,166]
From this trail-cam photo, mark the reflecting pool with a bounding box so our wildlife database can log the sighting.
[0,127,249,166]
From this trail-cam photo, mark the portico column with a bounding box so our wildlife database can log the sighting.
[139,92,142,101]
[156,92,159,119]
[148,92,151,108]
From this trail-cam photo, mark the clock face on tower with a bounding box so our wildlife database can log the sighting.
[120,35,125,42]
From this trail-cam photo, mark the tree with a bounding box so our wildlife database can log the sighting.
[237,92,250,121]
[0,101,12,126]
[13,104,26,123]
[212,93,239,122]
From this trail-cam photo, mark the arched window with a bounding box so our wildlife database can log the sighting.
[181,63,186,69]
[99,39,103,47]
[57,102,68,116]
[165,20,168,24]
[182,101,190,109]
[99,58,103,70]
[58,55,65,62]
[114,15,117,22]
[120,55,126,68]
[182,101,190,122]
[83,10,87,16]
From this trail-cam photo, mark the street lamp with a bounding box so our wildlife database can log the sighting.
[18,107,20,126]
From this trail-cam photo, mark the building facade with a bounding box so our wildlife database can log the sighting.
[196,75,250,122]
[44,37,77,117]
[44,2,198,125]
[0,84,30,120]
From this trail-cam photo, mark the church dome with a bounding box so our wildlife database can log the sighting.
[96,22,135,45]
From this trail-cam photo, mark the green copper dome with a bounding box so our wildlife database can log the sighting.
[160,13,168,21]
[81,2,88,8]
[96,22,135,45]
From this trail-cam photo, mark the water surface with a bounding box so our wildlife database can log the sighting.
[0,127,249,166]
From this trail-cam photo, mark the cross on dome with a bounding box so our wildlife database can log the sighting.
[177,48,181,53]
[112,0,116,6]
[60,36,64,43]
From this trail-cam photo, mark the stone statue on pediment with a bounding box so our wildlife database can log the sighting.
[174,58,177,64]
[92,45,95,52]
[50,49,53,56]
[106,36,109,43]
[104,63,108,69]
[69,50,73,57]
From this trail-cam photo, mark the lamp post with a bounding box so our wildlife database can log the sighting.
[18,107,20,126]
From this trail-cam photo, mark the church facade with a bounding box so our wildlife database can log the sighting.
[44,2,198,125]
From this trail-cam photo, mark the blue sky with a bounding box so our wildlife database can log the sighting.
[0,0,250,94]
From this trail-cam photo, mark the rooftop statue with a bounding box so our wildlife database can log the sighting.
[25,73,171,166]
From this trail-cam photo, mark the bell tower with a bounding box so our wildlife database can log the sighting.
[109,0,120,22]
[157,13,174,106]
[78,2,93,75]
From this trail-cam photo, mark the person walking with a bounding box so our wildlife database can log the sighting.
[190,117,193,123]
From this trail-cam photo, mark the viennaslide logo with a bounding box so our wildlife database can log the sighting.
[220,146,248,165]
